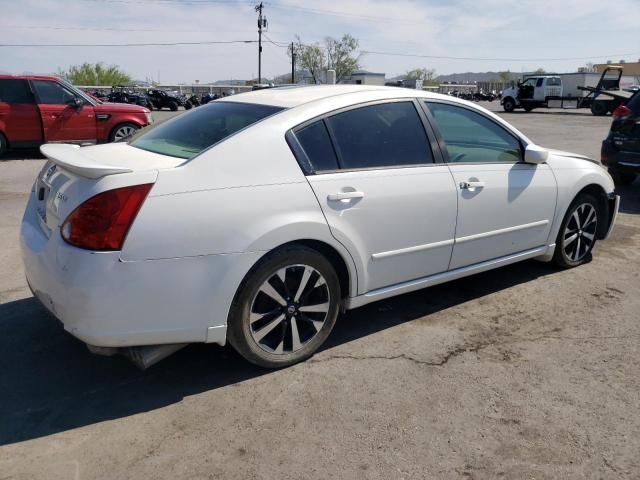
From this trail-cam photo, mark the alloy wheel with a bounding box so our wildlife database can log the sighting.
[249,264,330,354]
[563,203,597,262]
[113,125,137,141]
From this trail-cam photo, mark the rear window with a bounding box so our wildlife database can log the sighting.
[131,101,283,159]
[0,79,34,103]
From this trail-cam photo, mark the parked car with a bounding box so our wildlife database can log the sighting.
[601,91,640,185]
[0,75,152,156]
[21,85,619,370]
[147,89,185,111]
[107,86,153,110]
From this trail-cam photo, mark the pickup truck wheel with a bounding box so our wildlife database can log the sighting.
[590,101,608,116]
[0,132,7,157]
[109,123,139,142]
[169,101,179,111]
[503,97,516,112]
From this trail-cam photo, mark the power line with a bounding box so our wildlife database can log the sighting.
[360,49,640,62]
[0,24,253,33]
[0,40,257,47]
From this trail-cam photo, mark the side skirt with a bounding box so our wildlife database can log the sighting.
[346,245,551,310]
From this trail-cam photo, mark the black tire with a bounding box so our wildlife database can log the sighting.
[169,101,179,112]
[590,101,608,116]
[503,97,516,112]
[109,122,140,142]
[184,102,192,110]
[553,193,600,268]
[608,168,636,186]
[227,245,341,369]
[0,132,7,157]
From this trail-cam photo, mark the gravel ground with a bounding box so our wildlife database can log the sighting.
[1,101,639,479]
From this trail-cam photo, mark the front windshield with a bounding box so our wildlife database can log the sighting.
[130,101,284,159]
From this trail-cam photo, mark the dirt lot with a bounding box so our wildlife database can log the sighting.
[1,103,639,479]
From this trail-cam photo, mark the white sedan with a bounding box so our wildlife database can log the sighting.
[21,85,619,369]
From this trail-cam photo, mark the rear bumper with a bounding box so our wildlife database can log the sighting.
[20,192,261,348]
[602,139,640,172]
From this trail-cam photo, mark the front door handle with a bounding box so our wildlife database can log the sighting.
[327,191,364,201]
[460,181,485,190]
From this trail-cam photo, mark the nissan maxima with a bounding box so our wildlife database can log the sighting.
[21,85,619,368]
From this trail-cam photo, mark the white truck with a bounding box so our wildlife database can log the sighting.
[501,67,637,116]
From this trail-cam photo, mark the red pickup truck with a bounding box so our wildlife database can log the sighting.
[0,75,152,157]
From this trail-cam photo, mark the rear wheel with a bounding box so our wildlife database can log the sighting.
[553,193,600,268]
[608,168,636,186]
[227,245,341,368]
[503,97,516,112]
[0,132,7,157]
[109,123,140,142]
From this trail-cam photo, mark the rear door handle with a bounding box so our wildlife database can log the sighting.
[460,181,485,190]
[327,191,364,201]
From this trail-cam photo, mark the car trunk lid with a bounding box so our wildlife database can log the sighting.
[35,143,173,237]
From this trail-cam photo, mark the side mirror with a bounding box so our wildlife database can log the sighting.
[524,144,549,164]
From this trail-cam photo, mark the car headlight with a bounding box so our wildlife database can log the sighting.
[145,112,153,125]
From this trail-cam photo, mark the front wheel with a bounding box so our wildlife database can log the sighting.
[503,97,516,112]
[553,193,600,268]
[169,101,179,111]
[227,245,341,368]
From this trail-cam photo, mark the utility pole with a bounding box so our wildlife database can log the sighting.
[291,42,296,84]
[255,2,267,84]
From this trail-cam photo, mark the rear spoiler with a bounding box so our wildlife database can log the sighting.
[40,144,133,179]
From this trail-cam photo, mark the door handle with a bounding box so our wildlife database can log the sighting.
[460,181,485,190]
[327,191,364,201]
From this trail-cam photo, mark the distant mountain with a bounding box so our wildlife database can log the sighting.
[213,79,248,86]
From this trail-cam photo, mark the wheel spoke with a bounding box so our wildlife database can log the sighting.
[564,233,578,246]
[572,210,582,229]
[299,302,329,313]
[574,237,582,261]
[249,307,280,325]
[253,314,285,342]
[299,313,324,332]
[583,207,596,227]
[290,317,302,351]
[582,231,595,241]
[294,266,313,302]
[259,281,287,306]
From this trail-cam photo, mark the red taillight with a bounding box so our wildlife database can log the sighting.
[612,105,632,119]
[61,183,153,251]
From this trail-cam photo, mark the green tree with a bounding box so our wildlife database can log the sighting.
[289,34,360,84]
[57,62,131,85]
[406,68,436,82]
[533,67,546,74]
[498,70,512,83]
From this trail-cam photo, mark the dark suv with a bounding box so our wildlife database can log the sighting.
[602,91,640,185]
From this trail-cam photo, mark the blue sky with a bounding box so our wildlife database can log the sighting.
[2,0,640,83]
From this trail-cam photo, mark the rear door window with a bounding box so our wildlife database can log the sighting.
[131,101,283,159]
[0,79,34,104]
[325,101,433,170]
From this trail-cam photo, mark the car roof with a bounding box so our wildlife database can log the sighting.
[223,84,437,108]
[0,74,59,81]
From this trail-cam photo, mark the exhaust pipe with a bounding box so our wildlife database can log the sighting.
[87,343,188,369]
